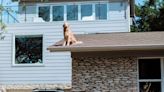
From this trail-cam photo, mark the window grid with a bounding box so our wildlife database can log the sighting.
[37,2,110,22]
[138,58,163,92]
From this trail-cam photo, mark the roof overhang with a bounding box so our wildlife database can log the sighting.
[47,32,164,53]
[48,45,164,52]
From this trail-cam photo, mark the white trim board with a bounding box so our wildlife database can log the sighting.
[137,57,164,92]
[12,33,45,67]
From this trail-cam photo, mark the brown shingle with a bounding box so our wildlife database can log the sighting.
[47,32,164,52]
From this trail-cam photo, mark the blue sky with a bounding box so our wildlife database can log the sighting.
[0,0,17,6]
[135,0,144,5]
[0,0,18,24]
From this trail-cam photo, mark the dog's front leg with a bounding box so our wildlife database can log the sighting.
[63,40,66,46]
[67,38,71,46]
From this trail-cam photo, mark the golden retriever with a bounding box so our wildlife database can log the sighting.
[62,22,82,46]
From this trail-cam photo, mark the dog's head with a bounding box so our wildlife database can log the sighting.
[63,22,69,28]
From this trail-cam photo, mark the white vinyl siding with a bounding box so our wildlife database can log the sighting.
[0,0,130,84]
[18,1,128,23]
[0,25,72,84]
[0,19,128,84]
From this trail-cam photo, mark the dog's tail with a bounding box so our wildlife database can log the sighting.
[76,41,83,44]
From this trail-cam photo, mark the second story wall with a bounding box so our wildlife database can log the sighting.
[17,0,130,32]
[18,0,129,22]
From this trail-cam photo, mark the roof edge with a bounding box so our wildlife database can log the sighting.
[47,45,164,52]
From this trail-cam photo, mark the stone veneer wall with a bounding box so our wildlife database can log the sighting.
[72,57,138,92]
[0,84,71,91]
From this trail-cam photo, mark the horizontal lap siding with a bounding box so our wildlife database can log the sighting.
[0,20,127,84]
[7,20,128,34]
[0,31,71,84]
[0,1,129,85]
[109,2,127,20]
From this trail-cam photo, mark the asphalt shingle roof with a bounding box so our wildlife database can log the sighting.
[48,32,164,52]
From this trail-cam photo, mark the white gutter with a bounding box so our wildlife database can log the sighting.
[48,45,164,52]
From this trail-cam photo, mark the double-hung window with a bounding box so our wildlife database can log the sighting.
[14,35,43,66]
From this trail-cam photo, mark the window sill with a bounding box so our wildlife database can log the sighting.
[12,64,45,67]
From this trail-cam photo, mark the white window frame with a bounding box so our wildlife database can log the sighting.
[137,57,164,92]
[36,1,110,22]
[12,33,45,67]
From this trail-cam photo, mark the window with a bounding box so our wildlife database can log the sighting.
[81,4,93,21]
[53,6,64,21]
[38,6,50,22]
[15,35,43,65]
[95,4,107,20]
[139,82,161,92]
[37,2,109,22]
[138,59,161,92]
[67,5,78,21]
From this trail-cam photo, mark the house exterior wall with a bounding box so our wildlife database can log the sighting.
[0,11,128,89]
[18,0,130,32]
[72,57,138,92]
[0,0,131,90]
[71,51,164,92]
[0,23,72,89]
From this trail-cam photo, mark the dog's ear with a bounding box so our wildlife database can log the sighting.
[63,22,68,28]
[64,22,70,27]
[63,24,65,28]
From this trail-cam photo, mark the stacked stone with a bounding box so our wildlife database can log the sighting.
[72,57,138,92]
[0,84,71,91]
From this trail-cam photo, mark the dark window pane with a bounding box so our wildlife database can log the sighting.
[67,5,78,20]
[139,59,161,79]
[139,82,161,92]
[39,6,50,22]
[81,4,93,20]
[15,35,43,64]
[95,4,107,20]
[53,6,64,21]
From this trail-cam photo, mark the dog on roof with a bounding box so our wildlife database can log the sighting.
[62,22,82,46]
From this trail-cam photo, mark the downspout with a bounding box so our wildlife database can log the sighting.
[130,0,138,31]
[129,0,139,31]
[130,0,135,18]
